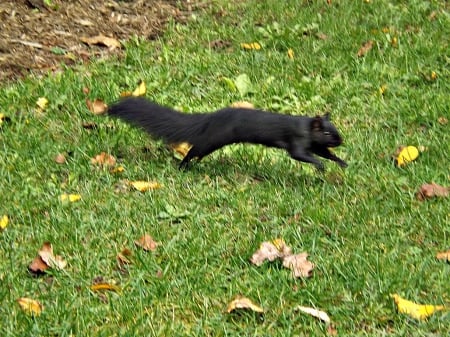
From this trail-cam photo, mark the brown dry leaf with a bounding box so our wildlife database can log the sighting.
[17,297,43,316]
[86,98,108,115]
[28,256,49,274]
[90,283,121,292]
[437,116,448,125]
[327,324,338,336]
[91,152,116,168]
[129,180,162,192]
[38,242,67,270]
[282,252,314,278]
[416,183,449,201]
[230,101,255,109]
[436,249,450,262]
[80,34,121,50]
[209,39,232,49]
[81,121,98,129]
[357,40,374,57]
[250,239,292,266]
[294,305,331,323]
[135,234,158,251]
[117,248,133,266]
[54,153,66,164]
[226,296,264,313]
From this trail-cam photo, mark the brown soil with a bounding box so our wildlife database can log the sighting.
[0,0,194,83]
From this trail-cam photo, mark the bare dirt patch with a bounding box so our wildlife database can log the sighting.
[0,0,193,83]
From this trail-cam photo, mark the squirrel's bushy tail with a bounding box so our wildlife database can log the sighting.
[108,97,207,144]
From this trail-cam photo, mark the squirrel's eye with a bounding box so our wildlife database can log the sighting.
[323,131,331,136]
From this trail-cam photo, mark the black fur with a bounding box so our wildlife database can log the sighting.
[108,97,347,171]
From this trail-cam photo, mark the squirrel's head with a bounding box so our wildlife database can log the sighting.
[310,113,343,147]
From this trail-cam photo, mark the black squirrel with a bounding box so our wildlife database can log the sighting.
[108,97,348,171]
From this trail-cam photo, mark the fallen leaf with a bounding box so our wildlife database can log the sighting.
[437,116,448,125]
[282,252,314,278]
[327,324,338,336]
[130,180,162,192]
[395,145,419,167]
[287,48,294,59]
[436,249,450,262]
[416,183,449,201]
[91,152,116,168]
[60,193,81,203]
[240,42,261,50]
[135,234,158,251]
[430,71,437,80]
[234,73,254,97]
[226,296,264,313]
[110,165,125,174]
[28,255,49,274]
[117,248,133,266]
[38,242,67,270]
[230,101,255,109]
[36,97,48,110]
[250,239,292,266]
[391,36,398,47]
[132,80,146,97]
[17,297,43,316]
[357,40,373,57]
[209,39,232,49]
[54,153,66,164]
[86,98,108,115]
[90,283,121,292]
[0,215,8,230]
[171,142,192,159]
[80,34,121,50]
[390,294,446,320]
[294,305,331,323]
[81,121,98,129]
[0,113,11,125]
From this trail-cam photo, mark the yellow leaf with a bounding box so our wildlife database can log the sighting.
[287,48,294,59]
[132,80,146,96]
[171,142,192,159]
[90,283,121,292]
[226,296,264,313]
[0,113,11,125]
[0,215,8,230]
[391,294,446,320]
[396,146,419,167]
[240,42,261,50]
[17,297,43,316]
[130,181,162,192]
[36,97,48,110]
[430,71,437,80]
[60,193,82,202]
[111,165,125,174]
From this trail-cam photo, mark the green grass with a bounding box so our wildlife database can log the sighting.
[1,0,449,336]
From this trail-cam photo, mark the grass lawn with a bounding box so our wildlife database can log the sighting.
[0,0,449,335]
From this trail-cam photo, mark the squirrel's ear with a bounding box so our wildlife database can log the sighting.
[311,116,324,131]
[323,112,331,121]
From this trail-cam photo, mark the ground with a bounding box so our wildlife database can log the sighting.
[0,0,192,82]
